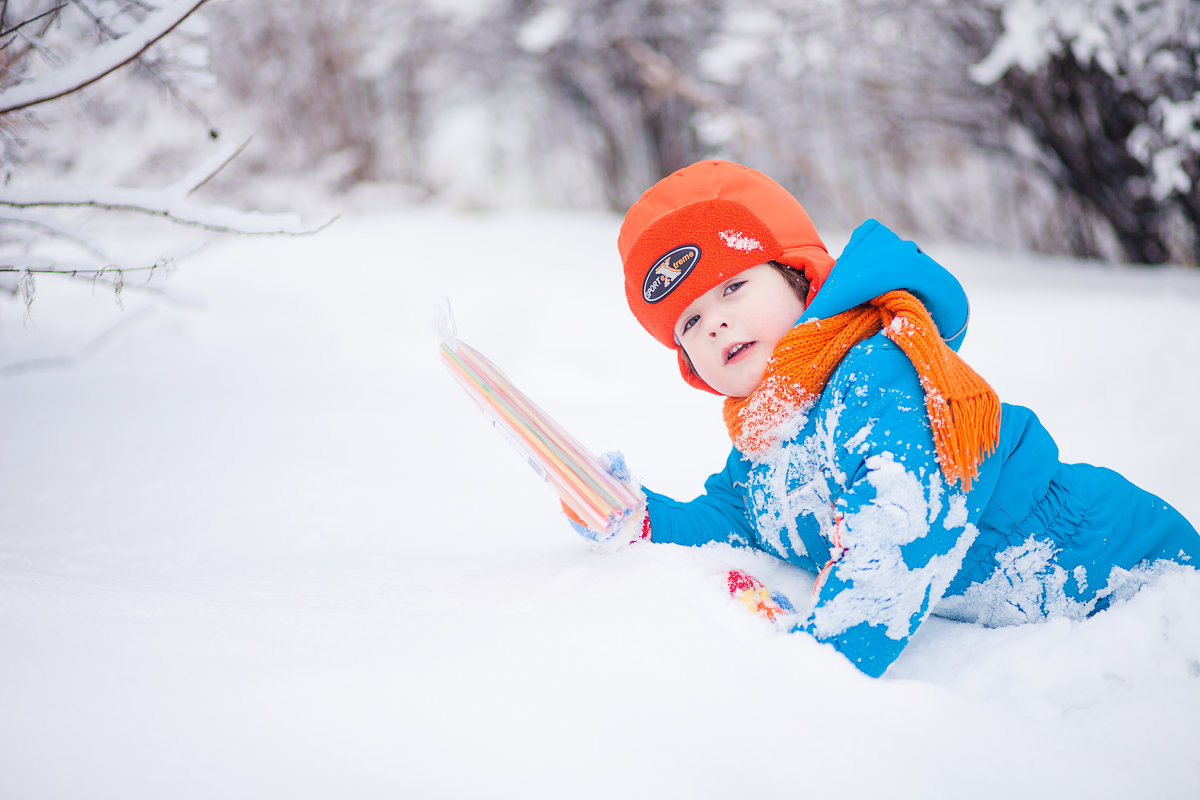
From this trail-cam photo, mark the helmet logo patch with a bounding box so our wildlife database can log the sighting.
[643,245,700,304]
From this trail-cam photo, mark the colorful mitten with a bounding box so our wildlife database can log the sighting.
[563,451,650,546]
[727,569,796,622]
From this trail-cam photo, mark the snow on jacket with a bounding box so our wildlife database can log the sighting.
[643,220,1200,677]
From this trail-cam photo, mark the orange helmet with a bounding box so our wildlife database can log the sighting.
[618,160,835,393]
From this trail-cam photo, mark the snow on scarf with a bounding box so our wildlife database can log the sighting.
[723,290,1001,492]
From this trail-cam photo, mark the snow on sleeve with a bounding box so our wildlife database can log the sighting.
[807,452,979,644]
[745,401,851,566]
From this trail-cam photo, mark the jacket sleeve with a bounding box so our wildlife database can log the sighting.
[642,448,757,549]
[797,341,981,677]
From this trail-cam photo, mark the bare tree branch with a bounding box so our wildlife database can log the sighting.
[0,3,67,77]
[175,136,252,197]
[0,3,66,41]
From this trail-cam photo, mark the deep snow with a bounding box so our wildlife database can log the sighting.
[2,207,1199,799]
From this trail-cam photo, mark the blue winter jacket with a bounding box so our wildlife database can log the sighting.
[643,220,1199,677]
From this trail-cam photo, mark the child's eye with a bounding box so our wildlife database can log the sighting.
[724,281,746,296]
[680,314,700,335]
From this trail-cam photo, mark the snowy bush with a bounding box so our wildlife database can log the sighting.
[970,0,1200,264]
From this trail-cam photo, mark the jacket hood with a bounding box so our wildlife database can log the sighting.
[800,219,970,350]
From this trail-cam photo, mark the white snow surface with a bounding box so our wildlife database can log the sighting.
[3,207,1200,799]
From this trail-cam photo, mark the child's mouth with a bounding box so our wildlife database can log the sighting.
[726,342,754,363]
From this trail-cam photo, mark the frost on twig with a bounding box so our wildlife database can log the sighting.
[1,254,179,317]
[19,269,37,314]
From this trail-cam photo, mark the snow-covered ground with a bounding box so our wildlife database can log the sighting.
[3,207,1199,799]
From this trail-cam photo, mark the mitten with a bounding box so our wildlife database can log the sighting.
[563,451,651,547]
[727,569,796,623]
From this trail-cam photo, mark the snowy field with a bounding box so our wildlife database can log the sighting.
[3,206,1199,799]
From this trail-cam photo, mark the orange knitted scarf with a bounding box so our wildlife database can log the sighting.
[723,290,1000,492]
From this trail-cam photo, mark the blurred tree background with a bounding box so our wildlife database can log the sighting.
[4,0,1199,270]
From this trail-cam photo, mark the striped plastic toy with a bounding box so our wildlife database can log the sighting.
[438,301,641,538]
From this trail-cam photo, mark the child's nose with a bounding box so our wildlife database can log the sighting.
[708,322,728,337]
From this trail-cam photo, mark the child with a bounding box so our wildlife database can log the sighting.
[575,159,1199,678]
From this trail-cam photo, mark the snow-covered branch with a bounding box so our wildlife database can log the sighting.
[0,137,329,236]
[0,1,336,311]
[0,183,318,234]
[0,0,210,115]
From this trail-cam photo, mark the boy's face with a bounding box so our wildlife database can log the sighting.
[674,262,807,398]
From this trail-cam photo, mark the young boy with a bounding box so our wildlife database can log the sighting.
[578,159,1199,678]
